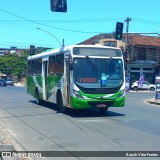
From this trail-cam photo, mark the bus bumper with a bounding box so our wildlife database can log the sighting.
[71,96,125,109]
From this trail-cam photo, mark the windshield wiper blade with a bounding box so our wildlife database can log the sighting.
[86,56,98,72]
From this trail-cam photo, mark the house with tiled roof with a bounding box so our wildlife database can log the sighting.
[78,33,160,83]
[0,47,26,55]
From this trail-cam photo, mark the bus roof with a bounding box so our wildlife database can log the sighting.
[27,44,122,61]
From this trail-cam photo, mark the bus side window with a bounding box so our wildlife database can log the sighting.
[32,60,37,75]
[49,56,56,75]
[37,58,42,75]
[56,54,64,75]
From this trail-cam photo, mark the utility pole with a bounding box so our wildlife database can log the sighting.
[125,17,132,46]
[124,17,131,76]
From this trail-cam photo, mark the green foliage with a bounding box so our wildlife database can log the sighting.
[0,50,29,79]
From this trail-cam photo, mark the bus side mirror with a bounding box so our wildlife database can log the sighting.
[65,52,73,70]
[65,52,71,60]
[69,62,73,70]
[66,59,73,70]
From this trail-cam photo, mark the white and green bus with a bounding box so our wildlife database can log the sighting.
[27,45,125,113]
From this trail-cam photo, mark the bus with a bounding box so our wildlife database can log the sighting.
[27,45,125,113]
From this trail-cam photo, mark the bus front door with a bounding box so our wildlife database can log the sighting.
[42,57,48,100]
[66,60,71,106]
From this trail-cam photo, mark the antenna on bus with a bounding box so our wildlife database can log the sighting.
[62,39,65,47]
[37,27,62,47]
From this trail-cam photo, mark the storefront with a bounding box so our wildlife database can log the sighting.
[127,61,157,84]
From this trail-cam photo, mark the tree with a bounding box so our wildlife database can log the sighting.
[0,50,29,81]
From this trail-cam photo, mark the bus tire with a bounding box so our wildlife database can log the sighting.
[57,92,66,113]
[35,89,42,105]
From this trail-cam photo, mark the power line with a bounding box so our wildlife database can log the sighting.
[1,7,159,35]
[133,18,160,26]
[0,18,124,24]
[0,8,105,34]
[0,18,124,23]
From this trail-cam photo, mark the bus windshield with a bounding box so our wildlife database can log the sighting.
[73,58,124,89]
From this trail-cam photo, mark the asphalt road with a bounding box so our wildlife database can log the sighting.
[0,86,160,160]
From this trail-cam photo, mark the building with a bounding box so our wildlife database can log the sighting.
[0,47,26,55]
[0,48,10,56]
[78,33,160,83]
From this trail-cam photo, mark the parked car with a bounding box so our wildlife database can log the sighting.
[0,79,7,86]
[131,81,156,91]
[6,78,14,86]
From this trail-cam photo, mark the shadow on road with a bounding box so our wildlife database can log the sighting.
[64,109,125,118]
[29,100,125,118]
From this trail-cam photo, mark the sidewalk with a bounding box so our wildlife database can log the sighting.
[14,82,25,87]
[147,98,160,105]
[0,125,16,160]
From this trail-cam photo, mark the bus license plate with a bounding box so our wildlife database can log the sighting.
[97,104,106,108]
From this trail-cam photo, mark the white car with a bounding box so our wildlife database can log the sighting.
[131,81,155,91]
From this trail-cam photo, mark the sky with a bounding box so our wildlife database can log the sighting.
[0,0,160,49]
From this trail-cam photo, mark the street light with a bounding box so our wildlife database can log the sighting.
[37,27,62,47]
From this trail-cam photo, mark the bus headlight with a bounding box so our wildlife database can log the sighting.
[118,89,125,98]
[73,90,84,99]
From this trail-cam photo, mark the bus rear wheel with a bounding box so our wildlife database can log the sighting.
[57,93,66,113]
[35,89,42,105]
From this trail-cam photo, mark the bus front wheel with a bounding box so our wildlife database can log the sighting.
[57,93,66,113]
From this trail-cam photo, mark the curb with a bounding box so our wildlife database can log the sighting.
[146,98,160,105]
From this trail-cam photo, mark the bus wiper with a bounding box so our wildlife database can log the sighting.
[86,56,98,72]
